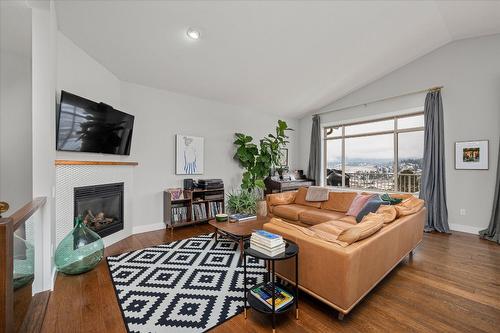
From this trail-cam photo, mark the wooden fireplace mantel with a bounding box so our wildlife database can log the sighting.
[55,160,139,166]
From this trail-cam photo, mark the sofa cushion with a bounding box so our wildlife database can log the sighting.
[273,204,311,221]
[338,215,357,225]
[309,219,354,237]
[395,196,425,217]
[346,193,376,217]
[355,195,388,223]
[336,218,384,246]
[267,192,296,206]
[294,187,322,208]
[299,209,345,226]
[320,191,358,212]
[375,205,397,224]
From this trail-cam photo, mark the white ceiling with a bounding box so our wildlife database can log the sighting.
[55,1,500,118]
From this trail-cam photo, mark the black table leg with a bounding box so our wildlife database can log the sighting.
[243,250,247,319]
[272,260,276,333]
[295,253,299,320]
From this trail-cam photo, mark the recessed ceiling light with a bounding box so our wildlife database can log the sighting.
[186,27,200,40]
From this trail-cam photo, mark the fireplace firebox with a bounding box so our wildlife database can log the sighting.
[74,182,124,238]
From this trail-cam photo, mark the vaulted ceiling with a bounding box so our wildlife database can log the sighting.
[55,1,500,118]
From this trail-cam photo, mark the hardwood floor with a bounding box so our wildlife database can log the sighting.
[41,224,500,333]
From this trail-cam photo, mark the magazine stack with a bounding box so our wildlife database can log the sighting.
[250,283,294,310]
[250,230,285,256]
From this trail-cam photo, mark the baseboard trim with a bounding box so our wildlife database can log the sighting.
[132,223,165,235]
[449,223,481,235]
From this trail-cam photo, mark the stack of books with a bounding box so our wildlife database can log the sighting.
[250,230,285,256]
[250,283,294,310]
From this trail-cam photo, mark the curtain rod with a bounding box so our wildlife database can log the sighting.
[314,85,443,117]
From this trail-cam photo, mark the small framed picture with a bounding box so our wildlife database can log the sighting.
[455,140,488,170]
[279,148,288,166]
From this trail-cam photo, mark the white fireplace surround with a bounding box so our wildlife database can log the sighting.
[55,164,135,247]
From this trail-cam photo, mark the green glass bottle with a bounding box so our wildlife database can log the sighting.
[54,216,104,275]
[13,233,35,289]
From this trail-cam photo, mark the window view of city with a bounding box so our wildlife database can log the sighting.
[325,113,424,193]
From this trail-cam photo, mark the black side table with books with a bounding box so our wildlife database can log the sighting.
[243,239,299,332]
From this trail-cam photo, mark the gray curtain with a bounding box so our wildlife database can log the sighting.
[307,115,321,185]
[479,139,500,243]
[419,90,450,233]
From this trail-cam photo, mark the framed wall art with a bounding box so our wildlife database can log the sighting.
[176,134,204,174]
[455,140,488,170]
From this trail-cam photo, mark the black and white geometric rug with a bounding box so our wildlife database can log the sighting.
[107,233,267,333]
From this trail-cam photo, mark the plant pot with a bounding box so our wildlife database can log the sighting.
[256,200,267,217]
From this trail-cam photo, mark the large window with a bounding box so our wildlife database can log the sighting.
[324,113,424,193]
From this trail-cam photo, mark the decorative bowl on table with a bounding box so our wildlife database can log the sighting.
[215,213,228,222]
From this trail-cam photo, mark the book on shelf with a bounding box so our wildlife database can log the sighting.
[192,203,208,221]
[250,283,294,311]
[229,213,256,222]
[171,206,188,223]
[208,201,224,219]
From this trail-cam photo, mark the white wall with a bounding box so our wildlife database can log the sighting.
[122,81,299,231]
[55,31,299,235]
[0,3,33,214]
[0,51,32,213]
[31,0,58,292]
[298,34,500,234]
[56,31,123,161]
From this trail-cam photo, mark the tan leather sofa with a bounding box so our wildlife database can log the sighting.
[264,188,426,318]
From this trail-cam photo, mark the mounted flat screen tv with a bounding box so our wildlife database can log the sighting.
[56,91,134,155]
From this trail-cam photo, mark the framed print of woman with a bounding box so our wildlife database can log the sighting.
[176,134,204,174]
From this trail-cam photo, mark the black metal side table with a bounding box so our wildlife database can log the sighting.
[243,239,299,332]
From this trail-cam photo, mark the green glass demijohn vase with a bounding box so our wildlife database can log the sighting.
[55,216,104,275]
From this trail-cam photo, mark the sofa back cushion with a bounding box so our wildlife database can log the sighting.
[336,216,384,246]
[320,191,357,212]
[346,193,376,217]
[294,187,322,208]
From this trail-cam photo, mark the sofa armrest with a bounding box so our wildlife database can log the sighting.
[266,191,297,214]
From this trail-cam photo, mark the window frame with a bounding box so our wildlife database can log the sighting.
[323,111,424,192]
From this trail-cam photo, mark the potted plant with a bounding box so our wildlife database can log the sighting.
[233,120,292,216]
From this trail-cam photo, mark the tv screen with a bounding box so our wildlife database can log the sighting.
[56,91,134,155]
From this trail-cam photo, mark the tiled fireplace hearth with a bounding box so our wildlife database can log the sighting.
[55,162,134,247]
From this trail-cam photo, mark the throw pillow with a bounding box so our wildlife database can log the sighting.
[346,193,375,217]
[336,218,384,245]
[380,193,403,205]
[355,195,388,223]
[305,186,329,202]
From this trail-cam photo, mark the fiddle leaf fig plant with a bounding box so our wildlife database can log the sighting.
[233,120,292,193]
